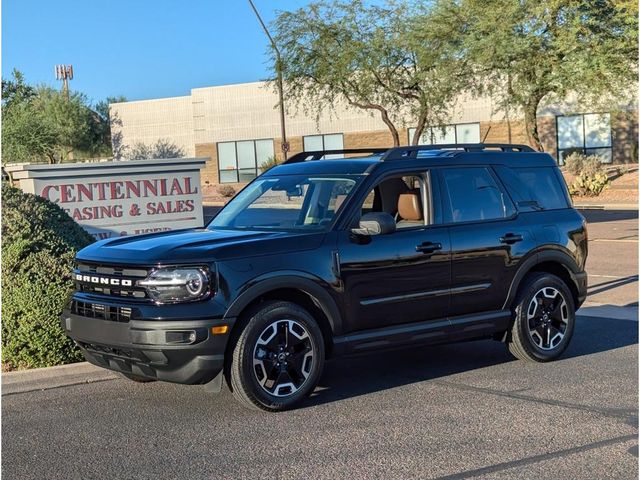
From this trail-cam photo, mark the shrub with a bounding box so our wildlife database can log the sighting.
[568,171,609,197]
[216,184,236,198]
[563,151,587,175]
[564,152,609,197]
[259,156,280,173]
[1,183,94,369]
[564,152,604,177]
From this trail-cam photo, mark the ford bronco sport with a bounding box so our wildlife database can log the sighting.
[61,144,588,411]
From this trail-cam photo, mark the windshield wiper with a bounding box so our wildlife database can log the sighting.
[518,200,545,211]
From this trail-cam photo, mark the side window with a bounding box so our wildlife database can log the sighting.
[441,167,514,223]
[512,167,570,210]
[494,166,571,210]
[357,173,432,229]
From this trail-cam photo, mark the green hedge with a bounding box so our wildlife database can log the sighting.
[1,183,94,369]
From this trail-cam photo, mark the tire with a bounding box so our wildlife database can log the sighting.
[120,372,156,383]
[507,272,576,362]
[228,301,325,411]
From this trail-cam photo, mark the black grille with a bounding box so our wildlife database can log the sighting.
[78,341,138,360]
[75,263,149,299]
[71,300,133,322]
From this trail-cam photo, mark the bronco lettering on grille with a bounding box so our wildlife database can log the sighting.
[75,273,133,287]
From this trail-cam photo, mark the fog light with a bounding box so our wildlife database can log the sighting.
[165,330,197,344]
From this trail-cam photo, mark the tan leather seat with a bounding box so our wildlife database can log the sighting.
[397,190,423,227]
[334,194,347,211]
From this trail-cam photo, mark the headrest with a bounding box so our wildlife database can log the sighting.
[397,191,423,221]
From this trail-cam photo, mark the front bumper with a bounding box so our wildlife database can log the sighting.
[60,312,235,384]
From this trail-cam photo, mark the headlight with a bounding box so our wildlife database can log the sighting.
[138,267,212,304]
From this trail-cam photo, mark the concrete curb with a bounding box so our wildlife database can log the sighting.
[1,362,117,396]
[575,204,638,211]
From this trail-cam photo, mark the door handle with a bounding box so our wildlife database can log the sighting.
[416,242,442,254]
[500,233,524,244]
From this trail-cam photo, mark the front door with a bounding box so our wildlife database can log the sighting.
[337,171,451,333]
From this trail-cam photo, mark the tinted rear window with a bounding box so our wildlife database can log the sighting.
[497,166,570,210]
[513,167,569,209]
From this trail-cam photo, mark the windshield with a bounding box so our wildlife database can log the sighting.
[208,174,363,231]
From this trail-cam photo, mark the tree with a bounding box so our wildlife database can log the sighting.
[271,0,466,146]
[94,95,127,158]
[32,86,96,162]
[1,100,58,165]
[2,71,57,165]
[2,71,127,164]
[128,139,185,160]
[427,0,638,150]
[2,69,35,108]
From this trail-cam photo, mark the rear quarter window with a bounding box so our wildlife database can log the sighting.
[497,166,570,210]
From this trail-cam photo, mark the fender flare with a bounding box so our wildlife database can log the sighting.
[223,272,343,335]
[502,249,582,310]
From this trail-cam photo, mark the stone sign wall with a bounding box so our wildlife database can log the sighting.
[6,158,207,240]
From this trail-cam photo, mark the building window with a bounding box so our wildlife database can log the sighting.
[218,139,274,183]
[408,122,481,145]
[556,113,612,164]
[303,133,344,158]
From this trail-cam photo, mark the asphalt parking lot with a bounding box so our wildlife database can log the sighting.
[2,209,638,479]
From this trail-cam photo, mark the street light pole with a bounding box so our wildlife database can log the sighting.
[248,0,288,161]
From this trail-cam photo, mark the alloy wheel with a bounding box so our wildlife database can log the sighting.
[526,287,569,350]
[252,319,315,397]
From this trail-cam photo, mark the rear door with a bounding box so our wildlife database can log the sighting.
[437,166,536,318]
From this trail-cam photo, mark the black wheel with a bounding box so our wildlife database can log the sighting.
[120,372,156,383]
[507,272,575,362]
[229,301,325,411]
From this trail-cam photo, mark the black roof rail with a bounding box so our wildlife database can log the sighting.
[284,148,389,164]
[282,143,536,165]
[380,143,535,160]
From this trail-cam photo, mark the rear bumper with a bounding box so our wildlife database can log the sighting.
[574,271,588,308]
[60,312,235,384]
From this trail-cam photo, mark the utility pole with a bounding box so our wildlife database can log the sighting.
[55,64,74,100]
[248,0,288,161]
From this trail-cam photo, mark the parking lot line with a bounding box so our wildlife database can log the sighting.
[590,238,638,243]
[432,434,637,480]
[588,274,631,279]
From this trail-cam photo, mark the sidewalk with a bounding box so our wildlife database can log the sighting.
[1,362,117,396]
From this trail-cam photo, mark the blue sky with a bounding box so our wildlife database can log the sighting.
[2,0,311,105]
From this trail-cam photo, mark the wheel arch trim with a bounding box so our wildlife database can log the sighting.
[503,249,582,310]
[223,271,343,335]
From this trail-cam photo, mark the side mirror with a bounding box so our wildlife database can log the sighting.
[351,212,396,236]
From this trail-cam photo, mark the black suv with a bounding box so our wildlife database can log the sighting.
[61,144,588,411]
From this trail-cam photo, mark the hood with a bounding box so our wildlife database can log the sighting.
[76,228,325,265]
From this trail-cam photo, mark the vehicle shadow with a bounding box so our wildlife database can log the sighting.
[304,315,638,408]
[580,209,638,223]
[587,275,638,296]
